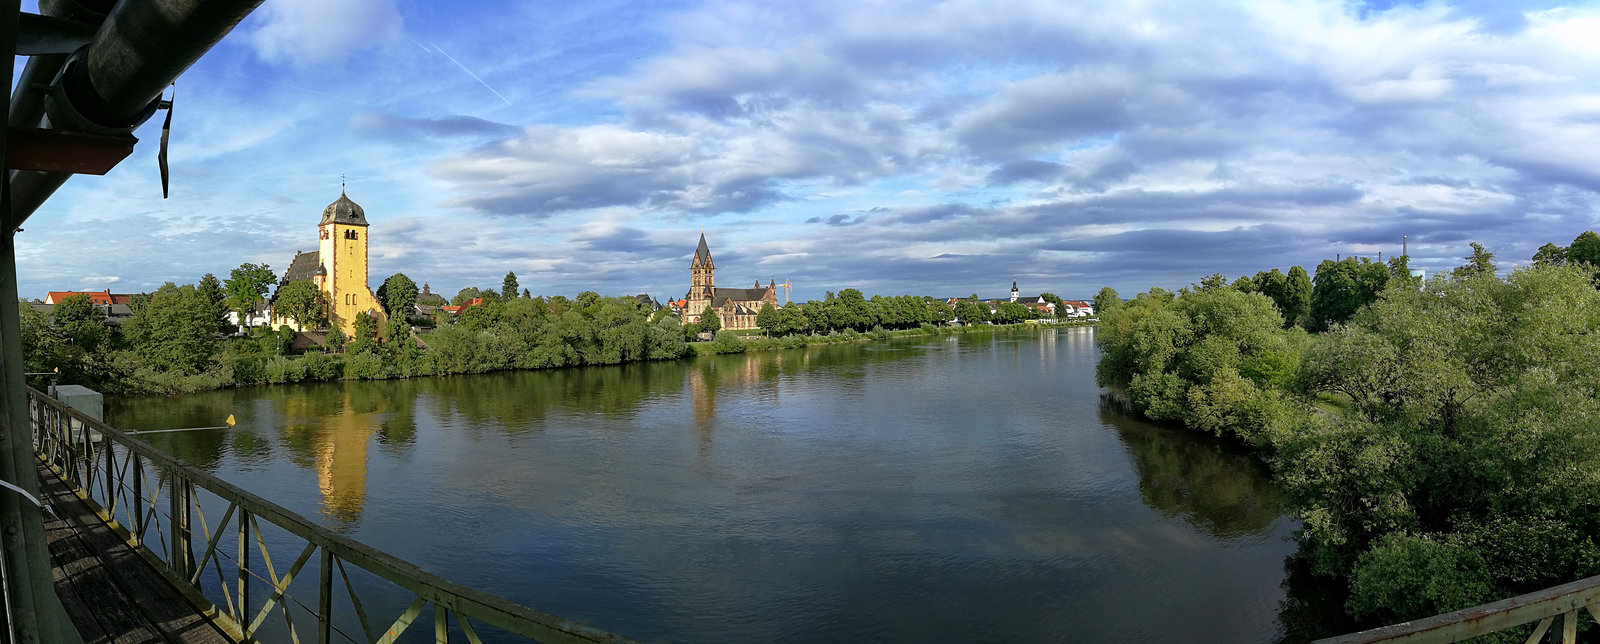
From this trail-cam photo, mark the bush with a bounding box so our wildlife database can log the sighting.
[709,330,747,354]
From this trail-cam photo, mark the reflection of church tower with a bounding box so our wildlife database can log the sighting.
[314,408,373,529]
[685,233,716,324]
[317,191,387,335]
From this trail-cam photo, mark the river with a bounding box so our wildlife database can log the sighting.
[108,326,1343,643]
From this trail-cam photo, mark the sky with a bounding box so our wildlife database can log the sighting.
[12,0,1600,302]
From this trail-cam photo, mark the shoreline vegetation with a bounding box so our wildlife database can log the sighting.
[1093,232,1600,635]
[22,280,1093,396]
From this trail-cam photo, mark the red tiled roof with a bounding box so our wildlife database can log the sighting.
[45,290,111,305]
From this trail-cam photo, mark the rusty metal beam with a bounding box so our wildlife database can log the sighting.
[3,127,133,174]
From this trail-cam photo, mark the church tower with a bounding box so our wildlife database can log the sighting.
[1010,280,1019,303]
[317,190,386,335]
[685,233,716,323]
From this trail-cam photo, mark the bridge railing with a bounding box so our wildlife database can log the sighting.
[28,386,634,644]
[1315,574,1600,644]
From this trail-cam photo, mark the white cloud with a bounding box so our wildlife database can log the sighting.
[247,0,403,67]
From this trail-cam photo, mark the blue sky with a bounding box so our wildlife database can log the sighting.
[14,0,1600,302]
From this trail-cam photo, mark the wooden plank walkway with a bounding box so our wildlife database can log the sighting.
[37,460,233,644]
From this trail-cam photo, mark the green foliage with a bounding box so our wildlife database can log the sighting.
[755,302,778,335]
[350,311,378,354]
[1452,241,1497,278]
[377,273,417,318]
[197,273,229,333]
[1346,533,1494,622]
[224,263,276,329]
[1309,257,1390,331]
[698,306,722,334]
[502,271,519,300]
[708,330,747,354]
[326,325,346,353]
[1093,287,1122,316]
[52,293,108,354]
[273,280,326,330]
[1566,230,1600,267]
[121,283,218,374]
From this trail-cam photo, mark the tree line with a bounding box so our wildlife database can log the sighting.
[22,264,1083,394]
[1094,231,1600,632]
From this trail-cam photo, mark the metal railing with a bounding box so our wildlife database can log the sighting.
[28,386,634,644]
[1316,574,1600,643]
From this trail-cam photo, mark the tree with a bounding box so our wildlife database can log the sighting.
[1310,258,1388,331]
[756,302,779,336]
[953,299,989,325]
[377,273,418,319]
[1532,243,1568,268]
[1568,231,1600,268]
[350,311,378,354]
[522,288,531,299]
[121,282,216,373]
[52,293,107,353]
[325,325,346,353]
[197,273,229,333]
[1093,287,1122,316]
[1040,292,1065,317]
[1453,242,1497,278]
[698,306,721,334]
[224,263,276,329]
[502,271,519,300]
[452,287,485,306]
[273,280,326,330]
[1283,265,1313,328]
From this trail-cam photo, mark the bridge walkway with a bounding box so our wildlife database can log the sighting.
[39,459,230,644]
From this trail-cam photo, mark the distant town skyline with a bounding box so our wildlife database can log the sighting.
[12,0,1600,301]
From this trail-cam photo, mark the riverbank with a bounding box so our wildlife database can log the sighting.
[691,319,1097,356]
[74,316,1095,395]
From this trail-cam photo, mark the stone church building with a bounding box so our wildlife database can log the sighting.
[683,233,777,330]
[272,190,387,335]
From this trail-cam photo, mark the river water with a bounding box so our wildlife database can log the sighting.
[108,327,1339,642]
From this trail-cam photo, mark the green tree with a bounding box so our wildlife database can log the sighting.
[953,299,989,325]
[1531,243,1567,268]
[1452,242,1497,278]
[52,293,108,353]
[1093,287,1122,316]
[1568,230,1600,267]
[698,306,721,334]
[756,302,779,336]
[522,288,531,299]
[121,283,217,373]
[326,325,346,353]
[1283,265,1313,328]
[273,280,327,330]
[452,287,485,306]
[197,273,229,333]
[1310,258,1388,331]
[1040,292,1065,317]
[502,271,519,300]
[350,311,378,354]
[224,263,276,329]
[377,273,418,319]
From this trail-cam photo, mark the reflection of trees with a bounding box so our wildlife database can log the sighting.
[107,389,241,470]
[1099,402,1283,539]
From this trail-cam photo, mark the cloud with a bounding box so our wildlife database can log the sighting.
[247,0,403,66]
[351,112,520,140]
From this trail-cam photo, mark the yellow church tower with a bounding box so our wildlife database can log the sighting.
[316,191,386,335]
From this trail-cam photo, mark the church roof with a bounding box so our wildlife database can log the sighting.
[320,191,368,226]
[281,250,322,285]
[693,233,711,264]
[711,286,770,307]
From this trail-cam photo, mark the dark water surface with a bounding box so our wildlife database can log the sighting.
[109,327,1334,643]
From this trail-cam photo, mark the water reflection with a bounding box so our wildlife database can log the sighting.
[106,328,1332,643]
[1101,404,1283,539]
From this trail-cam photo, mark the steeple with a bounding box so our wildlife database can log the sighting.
[1010,280,1019,303]
[693,232,712,266]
